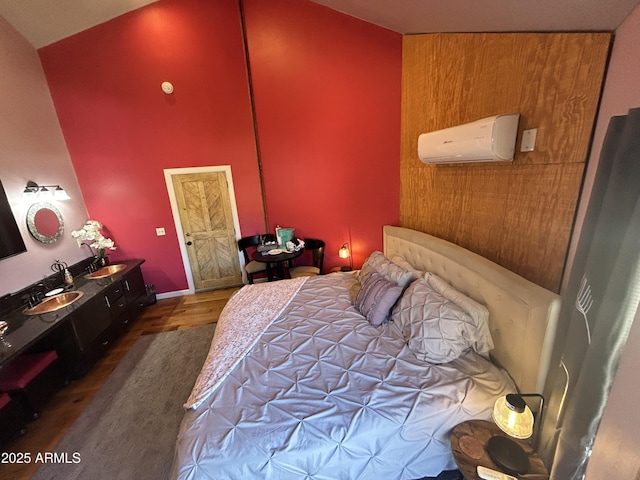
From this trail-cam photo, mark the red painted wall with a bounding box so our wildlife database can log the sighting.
[39,0,264,293]
[38,0,401,292]
[244,0,402,270]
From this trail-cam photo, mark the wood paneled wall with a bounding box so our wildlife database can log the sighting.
[400,33,611,292]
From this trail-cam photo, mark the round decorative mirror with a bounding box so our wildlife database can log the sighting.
[26,202,64,244]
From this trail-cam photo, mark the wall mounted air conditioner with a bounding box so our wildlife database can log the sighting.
[418,114,520,164]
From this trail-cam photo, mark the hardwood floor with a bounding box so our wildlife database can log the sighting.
[0,287,238,480]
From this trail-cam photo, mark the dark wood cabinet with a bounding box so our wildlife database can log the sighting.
[54,264,147,378]
[123,266,146,324]
[105,277,130,336]
[70,295,112,351]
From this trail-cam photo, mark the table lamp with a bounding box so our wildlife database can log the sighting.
[339,243,353,271]
[488,393,544,475]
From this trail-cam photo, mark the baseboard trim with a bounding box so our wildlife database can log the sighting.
[156,289,192,300]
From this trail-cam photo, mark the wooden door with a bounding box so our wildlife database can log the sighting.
[172,172,242,291]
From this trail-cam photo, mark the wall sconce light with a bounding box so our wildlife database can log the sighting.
[488,393,544,475]
[23,181,70,202]
[339,242,353,271]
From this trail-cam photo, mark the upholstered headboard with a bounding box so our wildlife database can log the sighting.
[383,225,561,394]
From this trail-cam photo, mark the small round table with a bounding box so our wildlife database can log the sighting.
[451,420,549,480]
[251,249,303,281]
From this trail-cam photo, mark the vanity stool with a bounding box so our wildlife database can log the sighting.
[0,350,65,420]
[0,392,28,448]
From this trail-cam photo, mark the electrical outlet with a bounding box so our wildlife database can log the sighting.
[521,128,538,152]
[156,227,166,236]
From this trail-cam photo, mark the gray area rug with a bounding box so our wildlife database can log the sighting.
[33,324,216,480]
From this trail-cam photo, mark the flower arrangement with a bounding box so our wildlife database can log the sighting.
[71,220,116,265]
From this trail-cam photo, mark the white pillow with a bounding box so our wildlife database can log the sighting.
[358,251,387,286]
[359,251,414,289]
[390,256,423,282]
[390,277,492,364]
[425,273,494,356]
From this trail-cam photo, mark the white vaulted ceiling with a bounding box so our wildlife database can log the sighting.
[0,0,639,49]
[0,0,159,48]
[311,0,640,34]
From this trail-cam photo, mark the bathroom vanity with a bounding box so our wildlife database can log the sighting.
[0,260,147,379]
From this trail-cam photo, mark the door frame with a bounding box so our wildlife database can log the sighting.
[164,165,243,294]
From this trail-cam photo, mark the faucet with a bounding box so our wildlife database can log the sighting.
[27,283,46,308]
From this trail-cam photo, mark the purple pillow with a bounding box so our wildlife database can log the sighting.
[355,271,403,327]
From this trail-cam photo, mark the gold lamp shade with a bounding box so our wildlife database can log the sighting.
[488,393,543,475]
[492,394,534,439]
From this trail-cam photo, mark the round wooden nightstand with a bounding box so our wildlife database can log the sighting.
[451,420,549,480]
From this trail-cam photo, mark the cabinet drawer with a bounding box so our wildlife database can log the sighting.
[123,267,146,304]
[112,310,132,336]
[71,297,112,351]
[104,281,125,306]
[108,294,128,319]
[84,327,115,365]
[128,298,146,320]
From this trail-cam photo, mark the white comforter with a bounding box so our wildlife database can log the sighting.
[171,273,514,480]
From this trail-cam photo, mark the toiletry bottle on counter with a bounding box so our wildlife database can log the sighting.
[63,268,74,286]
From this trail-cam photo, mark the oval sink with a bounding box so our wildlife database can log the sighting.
[85,264,127,279]
[23,291,84,316]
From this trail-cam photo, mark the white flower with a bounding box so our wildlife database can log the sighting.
[71,220,117,251]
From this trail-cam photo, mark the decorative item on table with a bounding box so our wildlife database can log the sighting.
[71,220,117,267]
[488,393,544,476]
[275,226,295,249]
[285,238,305,252]
[257,234,279,254]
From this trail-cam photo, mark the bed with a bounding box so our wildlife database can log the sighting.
[170,226,561,479]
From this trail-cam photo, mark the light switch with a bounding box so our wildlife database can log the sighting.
[156,227,166,236]
[521,128,538,152]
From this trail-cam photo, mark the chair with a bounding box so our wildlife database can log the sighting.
[0,350,65,419]
[238,234,276,284]
[289,238,325,278]
[0,393,28,448]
